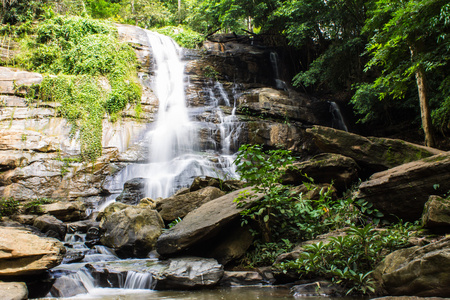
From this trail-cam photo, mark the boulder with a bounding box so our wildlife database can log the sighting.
[33,215,67,241]
[0,282,28,300]
[354,152,450,221]
[49,275,88,298]
[153,257,224,290]
[41,200,87,222]
[282,153,359,192]
[422,195,450,231]
[99,203,164,258]
[189,176,222,191]
[376,237,450,297]
[156,187,263,256]
[0,226,65,276]
[115,177,146,205]
[156,186,225,222]
[306,125,443,176]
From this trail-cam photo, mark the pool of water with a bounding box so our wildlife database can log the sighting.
[39,286,345,300]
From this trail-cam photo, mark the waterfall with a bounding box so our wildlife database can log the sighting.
[270,52,287,90]
[98,32,242,202]
[329,101,348,131]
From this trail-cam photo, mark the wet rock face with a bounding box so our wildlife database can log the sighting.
[115,177,147,205]
[0,226,65,276]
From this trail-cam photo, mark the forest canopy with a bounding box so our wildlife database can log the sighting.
[1,0,449,146]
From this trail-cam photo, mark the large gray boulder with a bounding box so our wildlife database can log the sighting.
[156,186,225,222]
[375,237,450,297]
[33,215,67,241]
[306,125,443,175]
[156,187,263,256]
[0,226,65,276]
[354,152,450,221]
[99,202,164,258]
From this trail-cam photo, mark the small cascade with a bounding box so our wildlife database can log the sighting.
[329,101,348,131]
[270,51,288,90]
[123,271,155,290]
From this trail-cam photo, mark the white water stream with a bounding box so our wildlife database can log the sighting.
[101,31,241,201]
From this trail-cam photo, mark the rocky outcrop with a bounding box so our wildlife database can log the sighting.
[422,196,450,231]
[282,153,359,192]
[156,186,225,222]
[86,256,223,290]
[99,202,164,258]
[0,67,43,95]
[241,120,316,154]
[41,200,87,222]
[376,237,450,297]
[115,177,146,205]
[0,148,119,201]
[220,271,267,286]
[0,282,28,300]
[306,125,443,175]
[156,187,263,256]
[0,226,65,276]
[354,152,450,221]
[237,88,330,125]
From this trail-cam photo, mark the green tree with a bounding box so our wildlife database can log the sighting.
[274,0,371,93]
[357,0,450,146]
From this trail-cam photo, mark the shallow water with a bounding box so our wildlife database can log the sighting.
[38,286,343,300]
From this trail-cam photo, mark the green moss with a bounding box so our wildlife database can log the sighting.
[155,25,204,49]
[17,15,142,161]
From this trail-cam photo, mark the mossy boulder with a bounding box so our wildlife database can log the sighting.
[306,125,443,177]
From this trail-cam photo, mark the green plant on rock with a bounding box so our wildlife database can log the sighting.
[155,25,204,49]
[18,15,142,161]
[277,223,418,295]
[23,197,55,214]
[0,197,19,218]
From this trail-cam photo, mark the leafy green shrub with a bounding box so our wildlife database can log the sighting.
[0,197,19,217]
[234,144,359,244]
[23,198,54,214]
[18,15,141,161]
[277,223,417,295]
[155,25,204,49]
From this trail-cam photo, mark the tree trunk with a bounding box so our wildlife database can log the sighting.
[410,46,435,147]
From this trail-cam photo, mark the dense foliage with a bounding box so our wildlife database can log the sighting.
[4,15,142,160]
[234,144,417,295]
[3,1,449,143]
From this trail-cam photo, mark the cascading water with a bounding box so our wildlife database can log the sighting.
[134,31,241,199]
